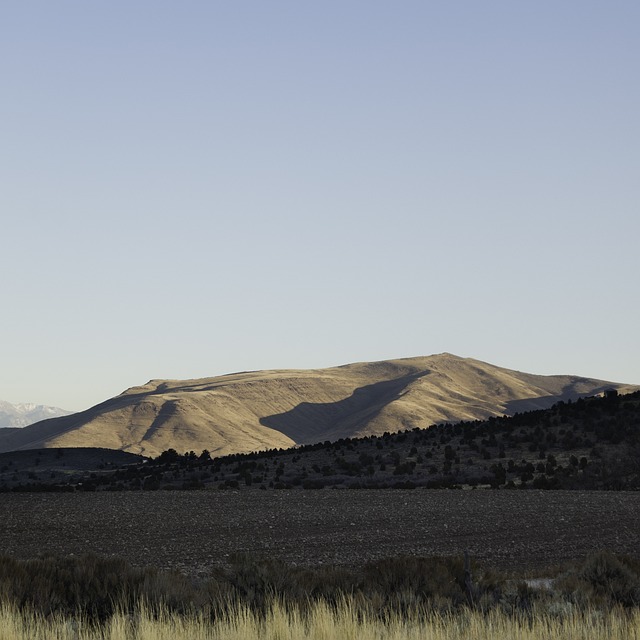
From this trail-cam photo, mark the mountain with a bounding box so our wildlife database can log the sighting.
[0,400,73,428]
[0,354,637,458]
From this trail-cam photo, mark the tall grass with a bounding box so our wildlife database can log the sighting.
[2,552,640,639]
[1,600,640,640]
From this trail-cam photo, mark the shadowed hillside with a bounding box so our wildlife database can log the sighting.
[260,370,430,443]
[0,354,636,457]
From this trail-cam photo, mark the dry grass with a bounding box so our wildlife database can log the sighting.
[1,600,640,640]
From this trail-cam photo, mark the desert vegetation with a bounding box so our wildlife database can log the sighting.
[1,552,640,639]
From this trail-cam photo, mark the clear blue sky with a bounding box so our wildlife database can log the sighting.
[2,2,639,411]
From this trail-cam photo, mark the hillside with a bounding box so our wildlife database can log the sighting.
[2,389,639,492]
[0,448,144,489]
[0,354,637,457]
[194,389,640,491]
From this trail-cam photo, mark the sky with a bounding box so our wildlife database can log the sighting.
[1,2,639,412]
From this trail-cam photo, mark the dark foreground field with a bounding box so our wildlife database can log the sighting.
[1,490,638,575]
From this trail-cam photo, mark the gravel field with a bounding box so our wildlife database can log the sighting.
[1,490,638,575]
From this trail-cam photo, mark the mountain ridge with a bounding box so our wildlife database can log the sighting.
[0,400,73,428]
[0,354,637,457]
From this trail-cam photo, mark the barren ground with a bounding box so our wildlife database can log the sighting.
[1,490,638,576]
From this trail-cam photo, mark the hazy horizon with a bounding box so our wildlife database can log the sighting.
[2,2,639,411]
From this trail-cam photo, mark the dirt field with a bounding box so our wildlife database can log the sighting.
[1,490,638,575]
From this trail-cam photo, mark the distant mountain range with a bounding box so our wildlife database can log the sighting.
[0,354,637,458]
[0,401,73,428]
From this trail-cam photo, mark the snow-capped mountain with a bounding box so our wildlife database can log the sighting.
[0,400,74,428]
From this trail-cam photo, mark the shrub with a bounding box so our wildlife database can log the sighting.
[558,552,640,607]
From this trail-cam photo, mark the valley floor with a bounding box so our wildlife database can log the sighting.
[1,489,639,574]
